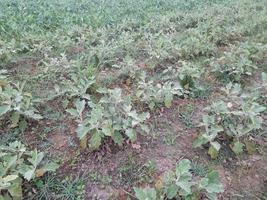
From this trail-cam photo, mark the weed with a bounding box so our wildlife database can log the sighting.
[118,155,156,187]
[191,162,208,177]
[178,104,195,128]
[30,175,85,200]
[88,171,112,185]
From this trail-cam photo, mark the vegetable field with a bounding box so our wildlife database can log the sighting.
[0,0,266,199]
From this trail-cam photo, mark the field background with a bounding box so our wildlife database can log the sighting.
[0,0,266,199]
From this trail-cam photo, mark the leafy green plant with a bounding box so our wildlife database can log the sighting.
[194,82,266,157]
[67,88,149,149]
[211,44,261,83]
[161,61,203,91]
[0,40,16,64]
[134,159,223,200]
[0,71,42,128]
[177,62,203,91]
[178,29,216,59]
[0,141,58,200]
[54,70,96,100]
[136,72,183,110]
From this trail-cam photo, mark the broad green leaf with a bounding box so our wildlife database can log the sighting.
[231,141,244,155]
[35,161,59,178]
[7,177,22,199]
[211,101,228,113]
[113,131,123,146]
[176,180,193,196]
[148,102,155,110]
[202,115,215,126]
[0,105,10,116]
[140,124,150,134]
[18,119,27,132]
[210,142,220,151]
[250,102,266,113]
[175,159,193,195]
[134,187,157,200]
[10,112,20,127]
[23,110,43,120]
[206,192,218,200]
[39,162,59,173]
[75,99,86,115]
[125,129,136,141]
[29,113,43,120]
[166,184,178,199]
[199,171,223,194]
[102,125,113,136]
[232,84,242,95]
[193,135,209,148]
[0,194,12,200]
[66,108,79,117]
[176,159,191,175]
[90,132,102,149]
[262,72,267,85]
[28,150,44,167]
[76,124,90,139]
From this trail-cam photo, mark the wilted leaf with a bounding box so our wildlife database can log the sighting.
[3,175,18,182]
[164,93,173,108]
[23,168,35,181]
[80,136,88,149]
[244,140,257,155]
[155,179,163,191]
[208,146,219,159]
[113,131,123,146]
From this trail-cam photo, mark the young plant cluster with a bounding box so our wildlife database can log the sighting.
[0,141,58,199]
[134,159,223,200]
[67,88,150,149]
[0,70,42,129]
[194,74,266,158]
[211,43,264,83]
[136,72,184,110]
